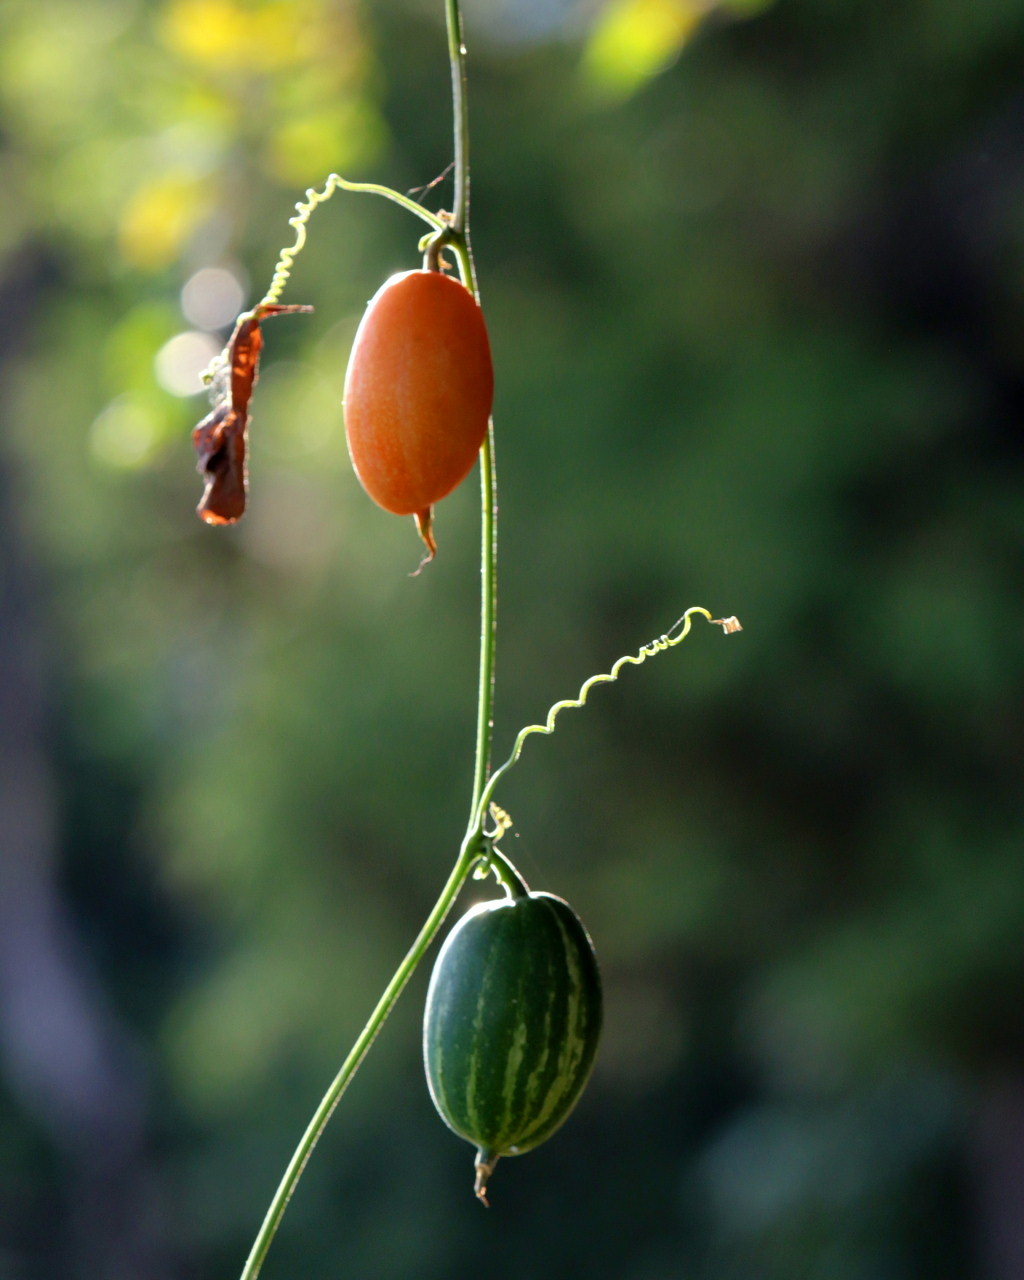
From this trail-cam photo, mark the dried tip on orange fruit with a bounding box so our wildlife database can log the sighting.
[414,508,438,568]
[343,269,494,557]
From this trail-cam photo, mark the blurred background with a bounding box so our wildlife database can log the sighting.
[1,0,1022,1276]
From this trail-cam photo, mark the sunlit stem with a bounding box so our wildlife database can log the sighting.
[236,5,505,1276]
[435,0,498,834]
[445,231,498,833]
[236,832,486,1280]
[445,0,469,235]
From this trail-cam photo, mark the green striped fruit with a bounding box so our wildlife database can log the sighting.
[423,891,602,1202]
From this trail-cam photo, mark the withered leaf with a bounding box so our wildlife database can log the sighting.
[193,402,245,525]
[193,304,312,525]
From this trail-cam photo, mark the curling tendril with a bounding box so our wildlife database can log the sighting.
[259,175,445,309]
[475,607,741,823]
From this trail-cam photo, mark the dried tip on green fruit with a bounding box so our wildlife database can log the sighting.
[474,1149,498,1206]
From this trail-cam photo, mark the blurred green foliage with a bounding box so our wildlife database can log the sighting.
[1,0,1023,1277]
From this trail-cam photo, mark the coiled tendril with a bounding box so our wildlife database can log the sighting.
[259,175,444,309]
[476,607,740,823]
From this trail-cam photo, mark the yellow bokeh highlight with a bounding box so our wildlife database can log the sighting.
[584,0,704,97]
[119,171,210,270]
[266,100,387,187]
[161,0,317,73]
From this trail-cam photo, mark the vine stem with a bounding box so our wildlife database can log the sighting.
[440,0,498,834]
[236,834,485,1280]
[236,4,491,1276]
[446,0,469,238]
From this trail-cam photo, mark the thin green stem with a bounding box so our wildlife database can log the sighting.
[470,412,498,822]
[446,0,469,234]
[238,833,486,1280]
[327,177,444,228]
[236,5,505,1276]
[448,235,498,829]
[440,0,498,829]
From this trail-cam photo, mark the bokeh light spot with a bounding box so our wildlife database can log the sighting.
[119,172,210,270]
[583,0,701,97]
[181,266,247,330]
[155,331,222,397]
[266,100,386,185]
[161,0,311,72]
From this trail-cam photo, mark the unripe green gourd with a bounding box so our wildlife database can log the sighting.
[423,890,602,1202]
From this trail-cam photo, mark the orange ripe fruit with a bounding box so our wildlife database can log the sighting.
[343,269,494,525]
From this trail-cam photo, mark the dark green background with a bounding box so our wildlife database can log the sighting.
[1,0,1022,1276]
